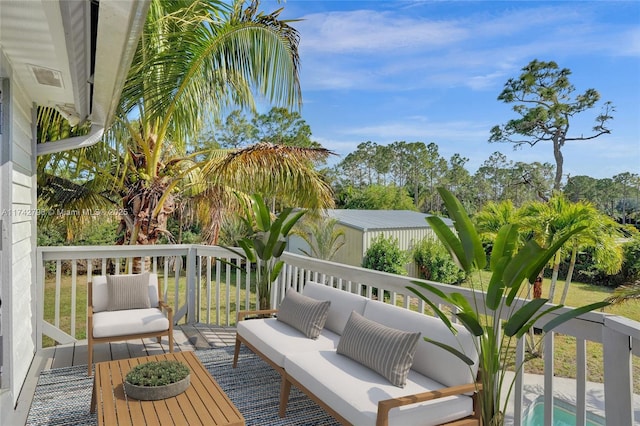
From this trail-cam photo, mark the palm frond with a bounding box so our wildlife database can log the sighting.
[205,142,335,209]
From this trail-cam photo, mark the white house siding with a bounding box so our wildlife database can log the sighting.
[1,72,37,406]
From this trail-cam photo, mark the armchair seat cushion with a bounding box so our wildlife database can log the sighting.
[92,308,170,338]
[284,350,474,426]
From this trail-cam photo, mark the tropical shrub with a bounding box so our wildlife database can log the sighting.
[413,238,466,284]
[224,194,306,310]
[408,187,609,426]
[362,234,409,276]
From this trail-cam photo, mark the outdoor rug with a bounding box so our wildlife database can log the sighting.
[27,346,339,425]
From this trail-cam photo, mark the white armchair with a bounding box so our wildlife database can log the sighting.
[87,272,173,375]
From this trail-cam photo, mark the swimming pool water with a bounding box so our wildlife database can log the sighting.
[522,397,605,426]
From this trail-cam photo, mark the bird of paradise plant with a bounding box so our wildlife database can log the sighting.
[225,193,305,310]
[408,187,608,426]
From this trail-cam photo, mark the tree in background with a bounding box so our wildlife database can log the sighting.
[38,0,334,254]
[490,59,614,191]
[216,107,323,149]
[557,202,623,304]
[474,200,519,243]
[337,184,416,210]
[519,195,624,302]
[565,174,640,226]
[291,216,345,261]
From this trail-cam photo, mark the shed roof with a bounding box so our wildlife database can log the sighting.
[324,209,453,231]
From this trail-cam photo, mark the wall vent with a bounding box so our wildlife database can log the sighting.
[29,65,64,88]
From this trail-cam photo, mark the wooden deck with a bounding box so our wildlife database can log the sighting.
[11,324,237,426]
[41,324,237,370]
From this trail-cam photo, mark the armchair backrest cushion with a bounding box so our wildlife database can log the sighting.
[92,273,160,313]
[106,273,151,311]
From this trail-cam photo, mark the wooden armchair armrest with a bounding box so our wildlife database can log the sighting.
[158,300,173,313]
[376,382,482,426]
[237,309,278,322]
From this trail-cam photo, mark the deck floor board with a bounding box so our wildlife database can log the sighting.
[8,324,237,426]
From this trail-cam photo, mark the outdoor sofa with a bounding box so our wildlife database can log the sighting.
[233,281,481,426]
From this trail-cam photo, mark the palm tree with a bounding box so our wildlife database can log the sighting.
[519,195,623,302]
[291,216,346,261]
[606,280,640,305]
[557,203,623,304]
[38,0,334,253]
[474,200,519,241]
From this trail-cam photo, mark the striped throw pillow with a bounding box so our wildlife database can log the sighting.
[277,290,331,339]
[106,273,151,311]
[337,311,420,387]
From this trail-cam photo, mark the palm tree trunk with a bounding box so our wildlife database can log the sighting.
[560,248,578,305]
[548,251,562,302]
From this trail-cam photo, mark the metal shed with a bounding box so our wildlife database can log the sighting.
[288,209,454,277]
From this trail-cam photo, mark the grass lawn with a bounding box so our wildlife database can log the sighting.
[44,270,640,392]
[42,270,255,347]
[457,272,640,392]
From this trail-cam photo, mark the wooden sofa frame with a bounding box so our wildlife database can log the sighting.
[233,308,482,426]
[87,277,174,376]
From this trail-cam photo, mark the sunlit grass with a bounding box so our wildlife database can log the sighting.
[457,270,640,392]
[42,269,257,347]
[43,268,640,392]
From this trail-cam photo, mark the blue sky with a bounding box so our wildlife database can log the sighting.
[259,0,640,180]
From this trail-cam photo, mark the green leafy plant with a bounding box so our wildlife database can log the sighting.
[408,187,608,426]
[362,234,409,276]
[125,361,190,387]
[413,237,466,284]
[226,193,306,310]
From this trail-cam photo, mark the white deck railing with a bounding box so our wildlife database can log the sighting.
[36,244,638,425]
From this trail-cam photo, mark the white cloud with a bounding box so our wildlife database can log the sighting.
[298,10,468,54]
[296,4,638,92]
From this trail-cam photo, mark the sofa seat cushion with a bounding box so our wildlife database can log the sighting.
[92,308,169,338]
[284,350,474,426]
[237,318,340,368]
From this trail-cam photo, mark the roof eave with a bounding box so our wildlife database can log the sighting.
[37,0,150,156]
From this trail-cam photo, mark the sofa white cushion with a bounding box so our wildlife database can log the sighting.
[237,318,339,367]
[363,300,479,389]
[302,282,367,335]
[92,273,160,313]
[337,311,420,387]
[92,308,169,338]
[284,350,474,426]
[277,290,330,339]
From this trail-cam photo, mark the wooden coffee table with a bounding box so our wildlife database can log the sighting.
[91,351,244,426]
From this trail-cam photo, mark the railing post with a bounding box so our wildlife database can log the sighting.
[603,318,633,426]
[186,246,197,324]
[36,248,44,351]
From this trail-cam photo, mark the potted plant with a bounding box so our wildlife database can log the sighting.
[124,360,190,401]
[408,187,608,426]
[226,193,306,310]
